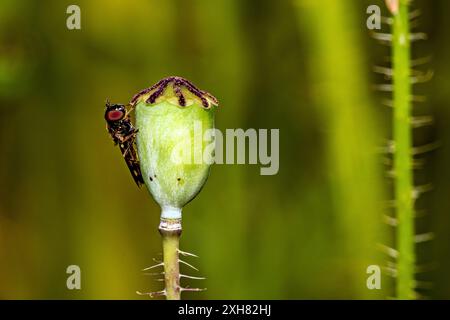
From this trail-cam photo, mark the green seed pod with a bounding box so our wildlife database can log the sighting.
[131,77,218,220]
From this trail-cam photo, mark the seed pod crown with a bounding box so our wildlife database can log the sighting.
[130,76,219,109]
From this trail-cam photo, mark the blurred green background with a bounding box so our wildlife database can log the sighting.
[0,0,449,299]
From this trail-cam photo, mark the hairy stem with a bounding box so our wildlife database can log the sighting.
[392,0,415,299]
[159,218,181,300]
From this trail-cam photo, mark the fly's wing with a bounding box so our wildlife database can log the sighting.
[119,141,145,187]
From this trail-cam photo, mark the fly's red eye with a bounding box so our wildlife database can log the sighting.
[107,110,124,121]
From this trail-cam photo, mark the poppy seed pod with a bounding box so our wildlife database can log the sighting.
[131,77,218,221]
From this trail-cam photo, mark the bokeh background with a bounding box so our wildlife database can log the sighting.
[0,0,449,299]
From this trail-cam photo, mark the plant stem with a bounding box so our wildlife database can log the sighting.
[392,0,415,299]
[159,217,182,300]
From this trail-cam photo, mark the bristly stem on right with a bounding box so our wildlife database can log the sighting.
[391,0,415,299]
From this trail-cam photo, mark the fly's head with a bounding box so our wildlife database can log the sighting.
[105,101,127,125]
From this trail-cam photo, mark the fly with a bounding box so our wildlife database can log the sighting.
[105,101,144,187]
